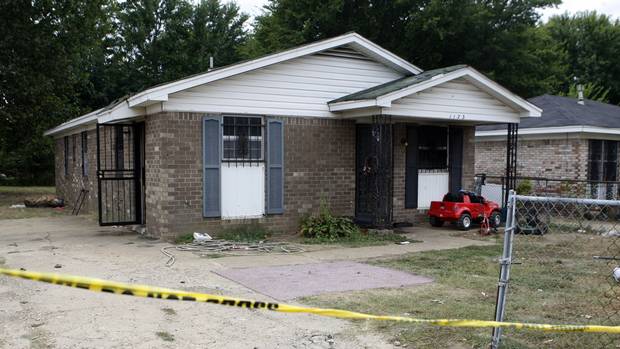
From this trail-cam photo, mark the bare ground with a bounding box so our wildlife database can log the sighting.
[0,216,490,348]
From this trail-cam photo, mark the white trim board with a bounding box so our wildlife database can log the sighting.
[328,66,542,118]
[476,125,620,138]
[127,33,422,108]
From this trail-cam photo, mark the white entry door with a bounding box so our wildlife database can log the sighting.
[418,171,449,209]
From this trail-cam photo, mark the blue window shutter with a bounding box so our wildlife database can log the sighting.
[203,116,221,217]
[405,125,419,209]
[267,119,284,214]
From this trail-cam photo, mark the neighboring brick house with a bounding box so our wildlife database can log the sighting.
[45,33,540,239]
[476,94,620,183]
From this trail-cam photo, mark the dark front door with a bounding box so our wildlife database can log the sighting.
[96,123,145,225]
[355,121,392,227]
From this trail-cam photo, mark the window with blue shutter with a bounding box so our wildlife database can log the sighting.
[267,119,284,214]
[203,116,221,217]
[405,125,418,208]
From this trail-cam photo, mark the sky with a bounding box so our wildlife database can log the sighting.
[233,0,620,21]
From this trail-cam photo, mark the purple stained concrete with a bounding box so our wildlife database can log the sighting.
[214,261,433,300]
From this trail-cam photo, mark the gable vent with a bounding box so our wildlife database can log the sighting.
[316,45,373,61]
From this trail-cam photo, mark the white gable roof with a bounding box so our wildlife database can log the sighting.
[127,32,422,108]
[45,32,422,136]
[329,65,542,119]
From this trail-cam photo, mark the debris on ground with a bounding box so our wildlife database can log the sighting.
[193,232,212,242]
[23,195,64,208]
[9,204,26,208]
[161,239,305,267]
[54,264,62,269]
[601,230,620,237]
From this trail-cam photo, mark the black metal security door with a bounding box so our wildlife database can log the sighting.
[96,123,144,225]
[355,116,393,227]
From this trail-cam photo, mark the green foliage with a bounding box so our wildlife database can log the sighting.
[544,11,620,103]
[300,200,360,241]
[516,179,533,195]
[175,224,270,244]
[559,82,611,103]
[0,0,249,185]
[215,224,270,242]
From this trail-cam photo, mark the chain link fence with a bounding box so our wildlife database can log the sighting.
[477,175,620,207]
[491,190,620,348]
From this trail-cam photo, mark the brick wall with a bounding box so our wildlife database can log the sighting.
[52,116,478,238]
[475,137,589,180]
[54,129,98,213]
[143,112,356,239]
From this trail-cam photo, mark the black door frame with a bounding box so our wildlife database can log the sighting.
[96,122,145,226]
[354,117,393,227]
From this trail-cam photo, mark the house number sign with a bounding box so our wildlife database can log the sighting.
[449,114,466,120]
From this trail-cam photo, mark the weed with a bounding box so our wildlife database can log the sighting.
[303,229,417,247]
[216,224,269,242]
[161,307,176,316]
[155,331,174,342]
[300,198,360,241]
[174,233,194,245]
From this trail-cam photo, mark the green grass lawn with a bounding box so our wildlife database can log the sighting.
[302,234,618,348]
[0,186,66,220]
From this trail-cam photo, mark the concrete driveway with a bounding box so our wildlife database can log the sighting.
[0,216,491,348]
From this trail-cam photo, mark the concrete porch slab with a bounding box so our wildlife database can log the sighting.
[214,261,433,300]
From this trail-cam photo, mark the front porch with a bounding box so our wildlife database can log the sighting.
[353,118,477,227]
[332,65,542,227]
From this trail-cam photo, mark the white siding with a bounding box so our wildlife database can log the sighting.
[221,163,265,219]
[386,78,521,122]
[418,172,449,209]
[165,50,404,117]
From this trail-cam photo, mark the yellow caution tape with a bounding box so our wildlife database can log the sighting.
[1,267,619,334]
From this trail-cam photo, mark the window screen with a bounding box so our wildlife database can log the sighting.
[589,140,619,181]
[222,116,263,162]
[418,126,448,170]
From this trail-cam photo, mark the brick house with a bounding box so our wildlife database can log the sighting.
[45,33,540,239]
[476,94,620,184]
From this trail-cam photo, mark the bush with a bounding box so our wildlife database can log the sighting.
[300,200,360,241]
[516,179,533,195]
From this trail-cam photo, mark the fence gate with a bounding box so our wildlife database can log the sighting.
[96,123,144,226]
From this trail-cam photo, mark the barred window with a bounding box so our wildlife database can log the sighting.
[418,126,448,170]
[589,140,618,181]
[222,116,263,162]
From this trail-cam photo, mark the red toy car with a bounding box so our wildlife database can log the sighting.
[428,191,501,230]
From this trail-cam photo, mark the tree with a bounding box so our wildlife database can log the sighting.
[0,0,249,185]
[0,0,112,185]
[111,0,249,98]
[544,11,620,104]
[246,0,564,97]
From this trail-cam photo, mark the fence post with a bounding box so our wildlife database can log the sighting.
[490,189,517,349]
